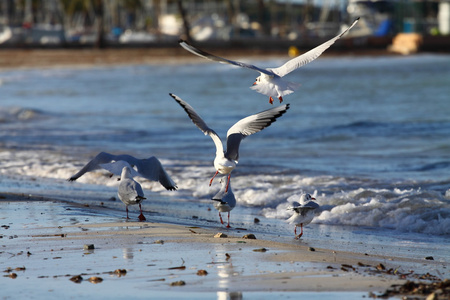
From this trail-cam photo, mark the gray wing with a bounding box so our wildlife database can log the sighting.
[179,39,274,76]
[101,158,177,191]
[135,157,177,191]
[303,201,320,209]
[270,18,359,77]
[68,152,117,181]
[292,201,319,216]
[225,104,290,161]
[169,93,225,158]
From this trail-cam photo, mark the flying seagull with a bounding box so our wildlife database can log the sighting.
[179,18,359,104]
[287,193,319,239]
[169,93,289,192]
[68,152,177,191]
[211,177,237,228]
[118,166,146,221]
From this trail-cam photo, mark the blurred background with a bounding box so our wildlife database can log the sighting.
[0,0,449,54]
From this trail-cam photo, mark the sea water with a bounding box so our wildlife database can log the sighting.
[0,54,449,270]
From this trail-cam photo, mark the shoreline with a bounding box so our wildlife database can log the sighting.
[0,47,396,71]
[0,193,447,298]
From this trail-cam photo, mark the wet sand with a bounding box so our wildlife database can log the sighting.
[1,194,446,299]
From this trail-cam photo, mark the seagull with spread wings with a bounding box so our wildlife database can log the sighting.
[179,18,359,104]
[68,152,177,191]
[169,93,289,192]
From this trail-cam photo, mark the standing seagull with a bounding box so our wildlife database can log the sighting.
[118,166,147,221]
[287,194,319,239]
[169,93,289,192]
[211,178,236,228]
[68,152,177,191]
[179,18,359,104]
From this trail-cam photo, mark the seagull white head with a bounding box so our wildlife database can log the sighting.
[299,193,316,204]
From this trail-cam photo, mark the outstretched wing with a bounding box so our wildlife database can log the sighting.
[225,104,290,161]
[179,40,274,76]
[169,93,224,157]
[68,152,117,181]
[271,18,359,77]
[101,158,177,191]
[137,157,177,191]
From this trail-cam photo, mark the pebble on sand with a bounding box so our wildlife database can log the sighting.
[253,248,268,252]
[88,276,103,284]
[70,275,83,283]
[83,244,95,250]
[197,270,208,276]
[170,280,186,286]
[242,234,256,239]
[214,233,227,238]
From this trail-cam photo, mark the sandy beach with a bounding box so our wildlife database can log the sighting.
[0,192,447,299]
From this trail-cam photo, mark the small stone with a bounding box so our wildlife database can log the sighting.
[69,275,83,283]
[253,248,268,252]
[88,276,103,284]
[170,280,186,286]
[114,269,127,276]
[425,256,434,260]
[214,233,227,238]
[242,234,256,239]
[308,247,316,252]
[83,244,95,250]
[196,270,208,276]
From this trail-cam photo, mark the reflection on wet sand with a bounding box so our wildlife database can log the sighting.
[217,291,243,300]
[213,243,243,300]
[122,247,134,260]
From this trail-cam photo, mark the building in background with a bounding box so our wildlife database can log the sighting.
[0,0,449,52]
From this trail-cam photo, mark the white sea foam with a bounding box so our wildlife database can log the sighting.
[2,147,449,235]
[263,187,450,235]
